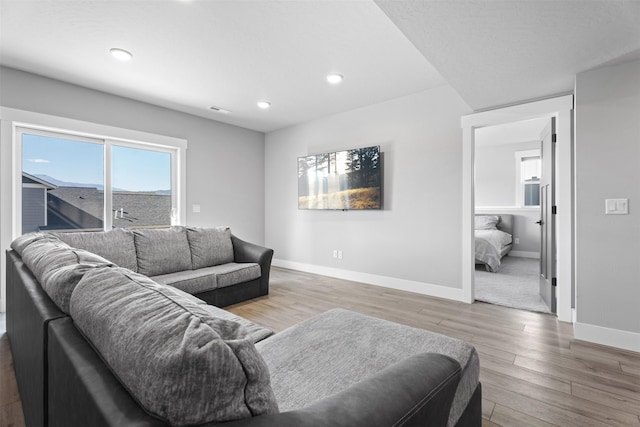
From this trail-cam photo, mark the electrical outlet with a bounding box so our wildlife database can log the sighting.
[514,237,519,244]
[333,250,338,259]
[338,250,343,260]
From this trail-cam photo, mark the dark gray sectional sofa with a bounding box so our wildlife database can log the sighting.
[6,228,482,427]
[54,226,274,307]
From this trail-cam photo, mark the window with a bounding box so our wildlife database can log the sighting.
[515,149,541,208]
[18,126,179,234]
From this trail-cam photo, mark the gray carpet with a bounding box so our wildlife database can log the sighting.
[475,256,550,313]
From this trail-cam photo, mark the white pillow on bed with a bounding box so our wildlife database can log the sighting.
[475,215,500,230]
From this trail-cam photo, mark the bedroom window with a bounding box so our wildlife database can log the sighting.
[515,149,541,208]
[18,126,180,234]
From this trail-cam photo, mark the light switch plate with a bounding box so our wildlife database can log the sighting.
[192,204,201,213]
[605,199,628,215]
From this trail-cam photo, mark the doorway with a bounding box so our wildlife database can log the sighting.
[473,117,553,313]
[460,95,574,323]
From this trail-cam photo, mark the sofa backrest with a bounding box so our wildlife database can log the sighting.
[18,237,113,314]
[13,225,238,288]
[132,226,192,276]
[186,226,234,269]
[55,228,138,272]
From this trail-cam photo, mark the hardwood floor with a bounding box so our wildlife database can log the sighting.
[0,313,25,427]
[1,267,639,426]
[227,268,640,427]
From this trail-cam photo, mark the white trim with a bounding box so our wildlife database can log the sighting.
[475,206,540,213]
[515,148,541,208]
[0,107,188,313]
[0,107,187,149]
[509,251,540,259]
[461,94,574,322]
[272,259,465,302]
[574,322,640,353]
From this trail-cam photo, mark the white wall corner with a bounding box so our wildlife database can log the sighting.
[574,322,640,353]
[272,259,465,303]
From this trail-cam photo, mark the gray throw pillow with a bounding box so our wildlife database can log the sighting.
[133,227,192,276]
[70,267,279,426]
[186,226,234,269]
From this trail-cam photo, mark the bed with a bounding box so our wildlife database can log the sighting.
[475,214,513,272]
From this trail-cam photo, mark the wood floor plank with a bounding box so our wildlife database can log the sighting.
[482,382,606,427]
[482,368,640,426]
[0,339,20,409]
[482,398,496,419]
[621,362,640,376]
[472,342,516,364]
[570,339,640,366]
[0,400,25,427]
[490,404,560,427]
[481,353,572,394]
[572,381,640,416]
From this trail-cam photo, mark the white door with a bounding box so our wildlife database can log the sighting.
[538,118,556,313]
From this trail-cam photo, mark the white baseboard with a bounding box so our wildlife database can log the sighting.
[509,251,540,259]
[574,322,640,353]
[272,259,465,302]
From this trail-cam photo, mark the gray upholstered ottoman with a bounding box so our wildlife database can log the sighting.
[256,309,480,427]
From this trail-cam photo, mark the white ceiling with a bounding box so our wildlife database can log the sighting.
[0,0,444,132]
[475,117,548,147]
[375,0,640,111]
[1,1,640,133]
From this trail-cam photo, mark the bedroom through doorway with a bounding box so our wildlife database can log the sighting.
[473,118,552,313]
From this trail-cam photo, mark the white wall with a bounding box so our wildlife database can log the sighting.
[0,67,266,312]
[574,59,640,351]
[475,141,541,255]
[265,86,472,296]
[475,141,539,206]
[0,67,266,242]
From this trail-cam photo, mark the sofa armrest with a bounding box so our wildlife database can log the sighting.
[219,353,461,427]
[231,235,274,296]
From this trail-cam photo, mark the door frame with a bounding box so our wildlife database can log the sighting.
[461,95,574,322]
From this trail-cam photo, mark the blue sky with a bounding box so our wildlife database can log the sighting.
[22,134,171,192]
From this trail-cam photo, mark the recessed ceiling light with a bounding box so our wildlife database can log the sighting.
[209,105,231,114]
[327,73,344,84]
[257,100,271,109]
[110,48,133,61]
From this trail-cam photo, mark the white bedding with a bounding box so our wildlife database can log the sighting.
[475,229,512,272]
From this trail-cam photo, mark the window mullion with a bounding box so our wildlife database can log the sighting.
[104,140,113,230]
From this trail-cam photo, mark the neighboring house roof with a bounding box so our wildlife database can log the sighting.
[43,187,171,230]
[22,172,57,189]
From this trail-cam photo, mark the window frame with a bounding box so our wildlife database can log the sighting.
[514,148,541,209]
[2,107,187,238]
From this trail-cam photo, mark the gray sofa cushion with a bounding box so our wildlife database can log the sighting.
[10,232,60,256]
[214,263,261,288]
[152,268,218,294]
[19,236,114,313]
[256,308,479,427]
[41,262,112,314]
[70,267,279,426]
[133,227,192,276]
[152,263,261,294]
[186,226,234,269]
[55,228,138,272]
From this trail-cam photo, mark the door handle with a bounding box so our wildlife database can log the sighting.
[536,220,543,225]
